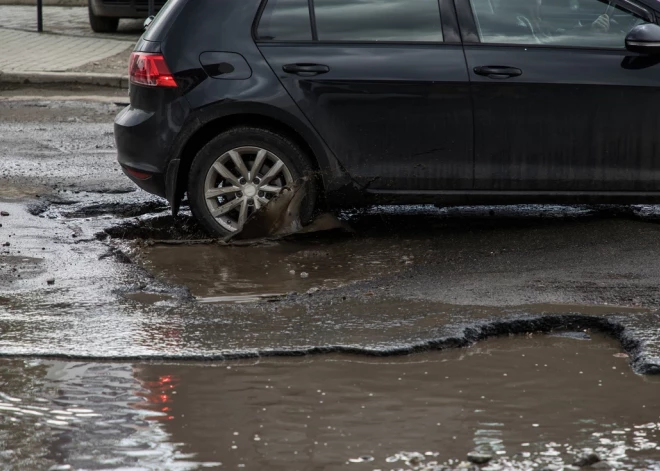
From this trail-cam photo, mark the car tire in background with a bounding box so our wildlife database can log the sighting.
[88,0,119,33]
[187,127,317,238]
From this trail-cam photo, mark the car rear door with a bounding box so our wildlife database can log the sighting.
[458,0,660,191]
[255,0,474,191]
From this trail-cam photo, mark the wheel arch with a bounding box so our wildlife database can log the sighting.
[168,105,336,215]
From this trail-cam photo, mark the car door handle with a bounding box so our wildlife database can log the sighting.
[473,66,522,79]
[282,63,330,76]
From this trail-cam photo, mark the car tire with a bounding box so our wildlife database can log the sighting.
[88,1,119,33]
[188,127,317,238]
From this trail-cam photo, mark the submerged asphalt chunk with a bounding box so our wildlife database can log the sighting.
[467,451,493,465]
[573,452,602,467]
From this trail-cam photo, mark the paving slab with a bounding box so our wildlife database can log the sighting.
[0,29,133,72]
[0,5,137,87]
[0,5,142,38]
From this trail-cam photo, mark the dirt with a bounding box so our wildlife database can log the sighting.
[0,90,127,124]
[103,214,208,241]
[68,47,132,75]
[63,200,168,218]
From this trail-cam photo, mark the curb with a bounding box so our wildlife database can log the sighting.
[0,71,128,89]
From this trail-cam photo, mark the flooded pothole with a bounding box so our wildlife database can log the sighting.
[138,235,424,301]
[97,203,660,308]
[0,334,658,470]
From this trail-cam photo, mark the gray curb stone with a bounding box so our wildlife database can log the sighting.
[0,71,128,88]
[0,0,85,5]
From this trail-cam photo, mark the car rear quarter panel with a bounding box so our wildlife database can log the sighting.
[159,0,345,192]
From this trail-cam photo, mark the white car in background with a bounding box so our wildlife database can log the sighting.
[88,0,165,32]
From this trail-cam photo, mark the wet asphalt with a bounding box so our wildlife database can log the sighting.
[0,87,659,364]
[3,86,660,469]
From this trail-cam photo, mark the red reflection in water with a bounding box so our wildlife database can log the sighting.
[131,373,180,422]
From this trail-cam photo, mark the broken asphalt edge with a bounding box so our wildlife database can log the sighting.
[0,313,657,374]
[0,71,128,89]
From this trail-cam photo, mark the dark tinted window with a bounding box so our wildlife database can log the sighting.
[470,0,647,47]
[314,0,443,42]
[257,0,312,41]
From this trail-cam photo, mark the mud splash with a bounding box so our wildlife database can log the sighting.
[230,181,351,241]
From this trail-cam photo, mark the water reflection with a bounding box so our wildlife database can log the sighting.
[0,361,219,470]
[0,334,658,470]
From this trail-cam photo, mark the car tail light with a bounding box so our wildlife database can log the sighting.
[128,52,177,88]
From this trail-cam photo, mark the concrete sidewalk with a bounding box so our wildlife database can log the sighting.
[0,5,140,88]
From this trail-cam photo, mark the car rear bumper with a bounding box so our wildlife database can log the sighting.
[119,164,167,197]
[114,100,187,199]
[90,0,165,18]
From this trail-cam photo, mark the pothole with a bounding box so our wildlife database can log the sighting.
[62,200,169,219]
[0,334,658,470]
[102,214,207,241]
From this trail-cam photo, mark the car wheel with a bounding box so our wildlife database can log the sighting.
[188,127,317,238]
[88,1,119,33]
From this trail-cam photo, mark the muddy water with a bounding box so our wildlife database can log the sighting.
[135,205,598,302]
[0,334,659,470]
[140,236,424,302]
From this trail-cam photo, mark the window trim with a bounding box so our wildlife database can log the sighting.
[463,41,646,51]
[253,0,448,44]
[308,0,319,40]
[252,0,270,42]
[462,0,656,47]
[619,0,653,22]
[258,40,464,47]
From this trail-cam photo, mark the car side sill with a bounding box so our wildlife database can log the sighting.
[360,189,660,206]
[367,190,660,196]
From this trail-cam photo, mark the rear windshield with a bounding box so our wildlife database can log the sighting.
[143,0,187,42]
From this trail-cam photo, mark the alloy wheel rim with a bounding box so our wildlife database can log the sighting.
[204,146,294,233]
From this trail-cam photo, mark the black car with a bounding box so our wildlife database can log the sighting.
[115,0,660,237]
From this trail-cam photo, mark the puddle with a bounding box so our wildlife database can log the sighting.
[108,203,660,309]
[139,236,423,300]
[0,334,658,470]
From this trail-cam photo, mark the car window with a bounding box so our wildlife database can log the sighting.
[257,0,312,41]
[314,0,443,42]
[470,0,648,47]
